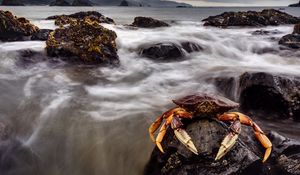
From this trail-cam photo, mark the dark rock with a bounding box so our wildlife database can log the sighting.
[119,0,129,6]
[279,24,300,49]
[251,29,283,35]
[31,29,53,41]
[140,42,202,61]
[202,9,300,28]
[293,23,300,34]
[46,18,119,65]
[72,0,92,6]
[0,10,39,41]
[1,0,24,6]
[144,119,264,175]
[46,11,114,26]
[212,72,300,121]
[268,131,300,175]
[131,16,169,28]
[49,0,70,6]
[289,1,300,7]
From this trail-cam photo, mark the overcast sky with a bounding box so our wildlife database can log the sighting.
[172,0,298,6]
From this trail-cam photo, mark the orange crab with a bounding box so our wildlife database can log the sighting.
[149,93,272,162]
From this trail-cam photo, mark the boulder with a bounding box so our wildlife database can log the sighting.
[72,0,92,6]
[279,23,300,49]
[289,1,300,7]
[46,11,114,26]
[0,10,39,41]
[131,16,169,28]
[202,9,300,27]
[140,42,202,61]
[1,0,24,6]
[49,0,70,6]
[31,29,53,41]
[211,72,300,121]
[144,119,265,175]
[46,18,119,65]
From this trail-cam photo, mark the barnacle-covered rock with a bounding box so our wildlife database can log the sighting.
[202,9,300,27]
[46,18,119,65]
[0,10,39,41]
[46,11,114,26]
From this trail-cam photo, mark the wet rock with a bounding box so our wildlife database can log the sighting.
[119,0,129,6]
[268,131,300,175]
[251,29,282,35]
[46,18,119,65]
[49,0,71,6]
[279,23,300,49]
[144,119,264,175]
[140,42,202,61]
[0,10,39,41]
[72,0,92,6]
[1,0,24,6]
[212,72,300,121]
[46,11,114,26]
[289,1,300,7]
[31,29,53,41]
[202,9,300,28]
[294,23,300,34]
[131,17,169,28]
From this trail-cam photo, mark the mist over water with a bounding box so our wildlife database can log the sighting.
[0,6,299,175]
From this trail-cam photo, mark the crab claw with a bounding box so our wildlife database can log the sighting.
[174,128,198,155]
[215,120,241,160]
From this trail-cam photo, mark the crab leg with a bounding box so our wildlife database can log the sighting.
[217,112,272,162]
[215,119,241,160]
[155,121,168,153]
[171,116,198,155]
[149,114,164,142]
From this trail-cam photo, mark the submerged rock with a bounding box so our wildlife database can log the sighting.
[72,0,92,6]
[49,0,71,6]
[131,17,169,28]
[251,29,282,35]
[202,9,300,27]
[31,29,53,41]
[46,18,119,65]
[212,72,300,121]
[0,10,39,41]
[46,11,114,26]
[289,1,300,7]
[279,23,300,49]
[140,42,202,61]
[1,0,24,6]
[119,0,129,6]
[144,119,264,175]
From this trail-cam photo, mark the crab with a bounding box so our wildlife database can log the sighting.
[149,93,272,162]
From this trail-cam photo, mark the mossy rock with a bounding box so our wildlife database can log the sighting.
[46,18,119,65]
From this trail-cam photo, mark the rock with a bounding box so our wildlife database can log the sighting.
[279,24,300,49]
[293,23,300,34]
[140,42,202,61]
[49,0,70,6]
[46,11,114,26]
[251,29,282,35]
[212,72,300,121]
[1,0,24,6]
[119,0,129,6]
[0,10,39,41]
[144,119,264,175]
[46,18,119,65]
[268,131,300,175]
[289,1,300,7]
[31,29,53,41]
[202,9,300,28]
[131,16,169,28]
[72,0,92,6]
